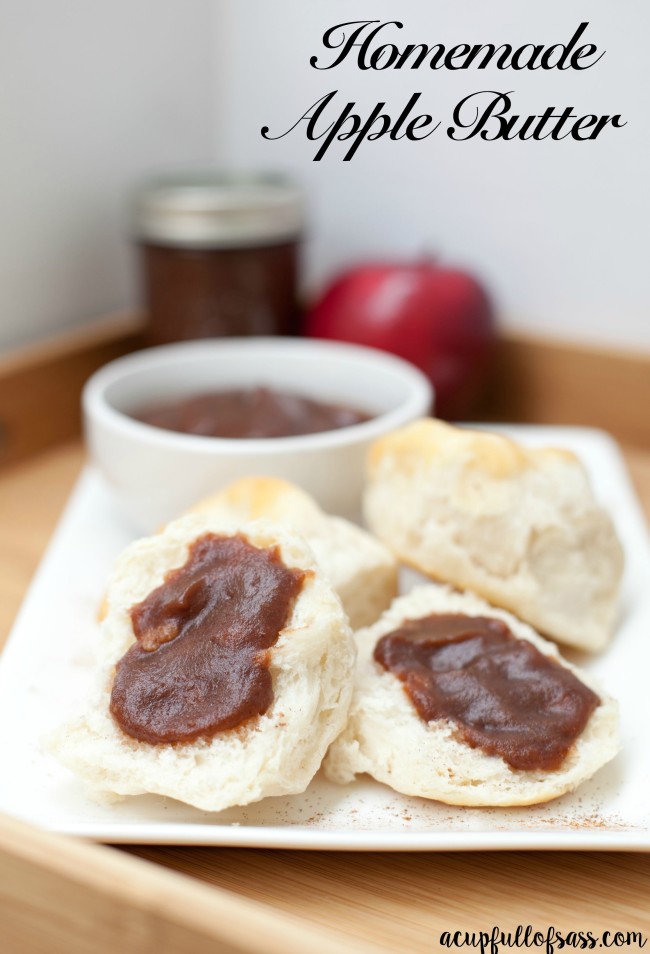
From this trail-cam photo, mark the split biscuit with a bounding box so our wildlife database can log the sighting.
[364,419,624,651]
[52,515,355,812]
[325,585,619,807]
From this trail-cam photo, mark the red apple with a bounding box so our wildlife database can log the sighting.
[303,261,496,419]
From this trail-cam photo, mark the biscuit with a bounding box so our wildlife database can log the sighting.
[364,419,624,651]
[51,515,355,812]
[187,477,398,630]
[324,585,619,807]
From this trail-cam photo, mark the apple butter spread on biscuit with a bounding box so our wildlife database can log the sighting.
[374,613,600,771]
[110,533,305,744]
[133,386,371,438]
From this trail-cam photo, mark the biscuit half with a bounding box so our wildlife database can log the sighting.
[51,515,355,812]
[324,585,619,807]
[364,419,624,651]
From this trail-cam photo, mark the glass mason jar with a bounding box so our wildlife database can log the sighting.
[133,171,303,345]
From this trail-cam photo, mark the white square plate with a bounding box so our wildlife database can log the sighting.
[0,426,649,850]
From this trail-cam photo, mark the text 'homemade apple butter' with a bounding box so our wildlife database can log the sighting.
[133,386,371,438]
[110,534,305,744]
[374,614,600,771]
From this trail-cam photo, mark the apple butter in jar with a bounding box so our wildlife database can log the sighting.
[134,171,303,345]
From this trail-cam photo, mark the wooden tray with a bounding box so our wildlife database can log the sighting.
[1,320,649,952]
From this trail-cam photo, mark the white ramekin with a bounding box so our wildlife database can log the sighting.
[83,337,433,531]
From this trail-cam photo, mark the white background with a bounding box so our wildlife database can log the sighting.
[1,0,648,351]
[0,0,214,349]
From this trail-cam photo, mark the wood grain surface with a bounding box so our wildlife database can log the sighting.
[0,311,144,467]
[0,440,649,951]
[484,334,650,448]
[0,813,367,954]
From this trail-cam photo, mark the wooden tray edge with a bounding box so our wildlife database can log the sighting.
[0,314,649,469]
[0,812,375,953]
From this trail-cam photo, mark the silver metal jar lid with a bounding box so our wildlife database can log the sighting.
[133,170,304,248]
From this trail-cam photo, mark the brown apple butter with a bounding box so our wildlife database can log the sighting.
[140,240,299,344]
[133,386,371,438]
[134,171,303,345]
[110,533,305,744]
[374,614,600,771]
